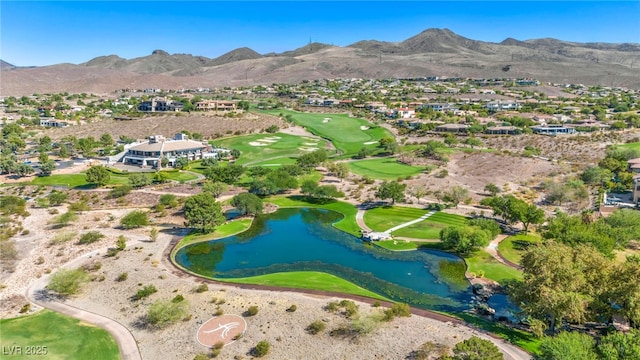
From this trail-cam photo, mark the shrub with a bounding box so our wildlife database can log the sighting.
[286,304,297,312]
[159,194,178,208]
[116,272,128,282]
[252,340,270,357]
[133,284,157,300]
[109,185,132,199]
[171,294,185,303]
[78,231,105,244]
[306,320,326,335]
[47,268,88,296]
[146,298,190,328]
[50,231,76,245]
[116,235,127,251]
[50,211,78,227]
[244,305,259,316]
[19,303,31,313]
[68,201,90,212]
[48,191,68,206]
[194,284,208,293]
[120,210,149,229]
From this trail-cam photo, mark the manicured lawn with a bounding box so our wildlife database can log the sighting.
[364,206,431,232]
[364,207,467,239]
[265,195,360,236]
[219,271,388,301]
[248,157,298,167]
[163,171,199,182]
[31,170,196,188]
[465,251,523,283]
[210,132,329,165]
[172,218,253,256]
[498,233,542,265]
[260,109,393,156]
[347,158,425,180]
[0,310,120,360]
[374,239,419,251]
[616,142,640,152]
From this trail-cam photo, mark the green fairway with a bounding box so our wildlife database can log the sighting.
[260,109,393,156]
[465,251,523,283]
[498,233,541,265]
[364,206,431,232]
[364,207,467,239]
[347,158,424,180]
[265,195,360,236]
[0,310,120,360]
[219,271,388,301]
[210,132,329,165]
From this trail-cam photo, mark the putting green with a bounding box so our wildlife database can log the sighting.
[347,158,424,180]
[260,110,393,156]
[210,133,329,165]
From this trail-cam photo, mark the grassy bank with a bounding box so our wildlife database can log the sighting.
[347,158,425,180]
[219,271,388,301]
[171,218,253,256]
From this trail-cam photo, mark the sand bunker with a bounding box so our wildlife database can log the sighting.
[299,147,319,152]
[303,142,318,146]
[249,142,269,146]
[360,126,370,130]
[322,118,331,123]
[264,136,281,140]
[259,139,278,143]
[364,141,378,145]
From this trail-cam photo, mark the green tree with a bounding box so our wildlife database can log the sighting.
[231,193,263,216]
[447,336,503,360]
[484,183,500,196]
[537,331,598,360]
[597,329,640,360]
[183,193,225,233]
[85,165,110,187]
[153,171,169,183]
[408,185,428,204]
[175,157,189,170]
[464,137,483,149]
[442,186,469,208]
[120,210,149,229]
[508,242,611,332]
[129,173,150,188]
[376,181,406,204]
[37,152,56,176]
[204,164,245,184]
[99,133,114,147]
[47,190,68,206]
[202,181,227,198]
[440,226,491,255]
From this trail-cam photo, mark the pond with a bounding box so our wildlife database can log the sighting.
[175,208,476,312]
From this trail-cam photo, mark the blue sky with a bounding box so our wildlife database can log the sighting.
[1,1,639,66]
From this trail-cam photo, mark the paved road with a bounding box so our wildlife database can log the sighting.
[486,234,522,270]
[25,249,142,360]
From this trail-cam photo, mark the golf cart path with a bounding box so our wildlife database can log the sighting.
[486,234,522,270]
[356,208,438,235]
[25,247,143,360]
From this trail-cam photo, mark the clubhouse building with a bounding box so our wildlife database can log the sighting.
[121,133,225,168]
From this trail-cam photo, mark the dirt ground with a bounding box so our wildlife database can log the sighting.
[43,112,286,141]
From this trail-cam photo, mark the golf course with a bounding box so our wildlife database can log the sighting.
[260,109,393,157]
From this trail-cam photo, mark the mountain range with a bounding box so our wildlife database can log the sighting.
[2,28,640,95]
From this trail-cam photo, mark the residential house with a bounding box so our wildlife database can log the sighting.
[138,97,183,112]
[435,123,469,133]
[40,119,70,128]
[485,126,520,135]
[531,124,576,135]
[633,175,640,205]
[485,101,522,112]
[420,103,453,112]
[394,108,416,119]
[121,133,212,168]
[195,100,238,112]
[628,158,640,173]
